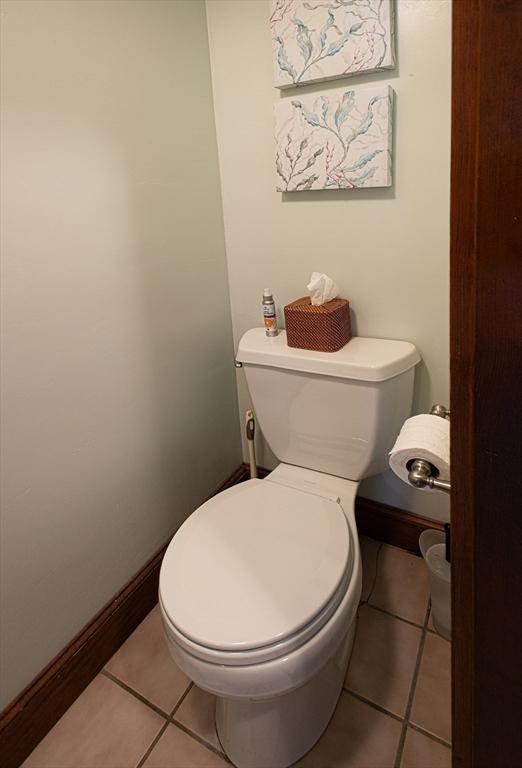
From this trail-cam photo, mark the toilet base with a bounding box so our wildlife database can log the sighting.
[215,620,356,768]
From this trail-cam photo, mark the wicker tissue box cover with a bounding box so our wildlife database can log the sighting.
[284,297,352,352]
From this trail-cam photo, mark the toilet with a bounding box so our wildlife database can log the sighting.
[159,328,420,768]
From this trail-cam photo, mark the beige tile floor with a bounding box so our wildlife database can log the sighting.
[23,538,451,768]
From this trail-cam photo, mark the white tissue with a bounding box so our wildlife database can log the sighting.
[389,414,450,492]
[307,272,339,306]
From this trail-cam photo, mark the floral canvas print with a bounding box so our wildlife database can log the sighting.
[274,84,393,191]
[270,0,395,89]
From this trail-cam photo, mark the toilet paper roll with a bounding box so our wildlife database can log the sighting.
[389,414,450,492]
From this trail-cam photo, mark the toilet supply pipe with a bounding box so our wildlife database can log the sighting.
[245,410,258,479]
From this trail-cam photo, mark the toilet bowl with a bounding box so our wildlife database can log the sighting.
[160,466,362,768]
[159,329,420,767]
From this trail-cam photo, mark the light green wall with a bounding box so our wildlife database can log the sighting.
[206,0,451,523]
[0,0,240,707]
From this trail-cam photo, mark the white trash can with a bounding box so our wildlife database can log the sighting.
[419,529,451,640]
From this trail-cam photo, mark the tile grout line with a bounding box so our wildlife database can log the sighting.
[100,671,226,768]
[100,669,171,719]
[170,720,230,762]
[367,598,449,641]
[168,682,230,762]
[365,601,427,630]
[342,687,403,723]
[98,669,228,763]
[135,720,170,768]
[133,683,194,768]
[393,599,431,768]
[405,603,452,751]
[362,537,432,630]
[170,681,193,718]
[357,538,451,759]
[407,721,452,749]
[342,684,452,752]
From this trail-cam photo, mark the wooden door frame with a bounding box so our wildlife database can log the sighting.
[450,2,522,766]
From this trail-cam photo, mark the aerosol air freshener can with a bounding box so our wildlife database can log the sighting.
[262,288,278,337]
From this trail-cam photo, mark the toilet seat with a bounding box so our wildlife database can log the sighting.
[159,479,353,665]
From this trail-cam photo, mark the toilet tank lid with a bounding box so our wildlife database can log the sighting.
[237,329,420,382]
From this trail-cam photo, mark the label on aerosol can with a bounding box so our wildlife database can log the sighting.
[262,289,278,337]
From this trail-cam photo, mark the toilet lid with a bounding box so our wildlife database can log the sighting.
[160,479,351,652]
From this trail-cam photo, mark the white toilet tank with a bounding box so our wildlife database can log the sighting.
[237,329,420,481]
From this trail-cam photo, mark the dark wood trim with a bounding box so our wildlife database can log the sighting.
[0,548,164,768]
[451,2,522,767]
[240,463,442,553]
[0,464,246,768]
[354,496,443,555]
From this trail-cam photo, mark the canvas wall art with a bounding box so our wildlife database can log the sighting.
[274,84,393,191]
[270,0,395,89]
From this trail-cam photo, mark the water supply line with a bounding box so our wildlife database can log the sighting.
[245,410,258,479]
